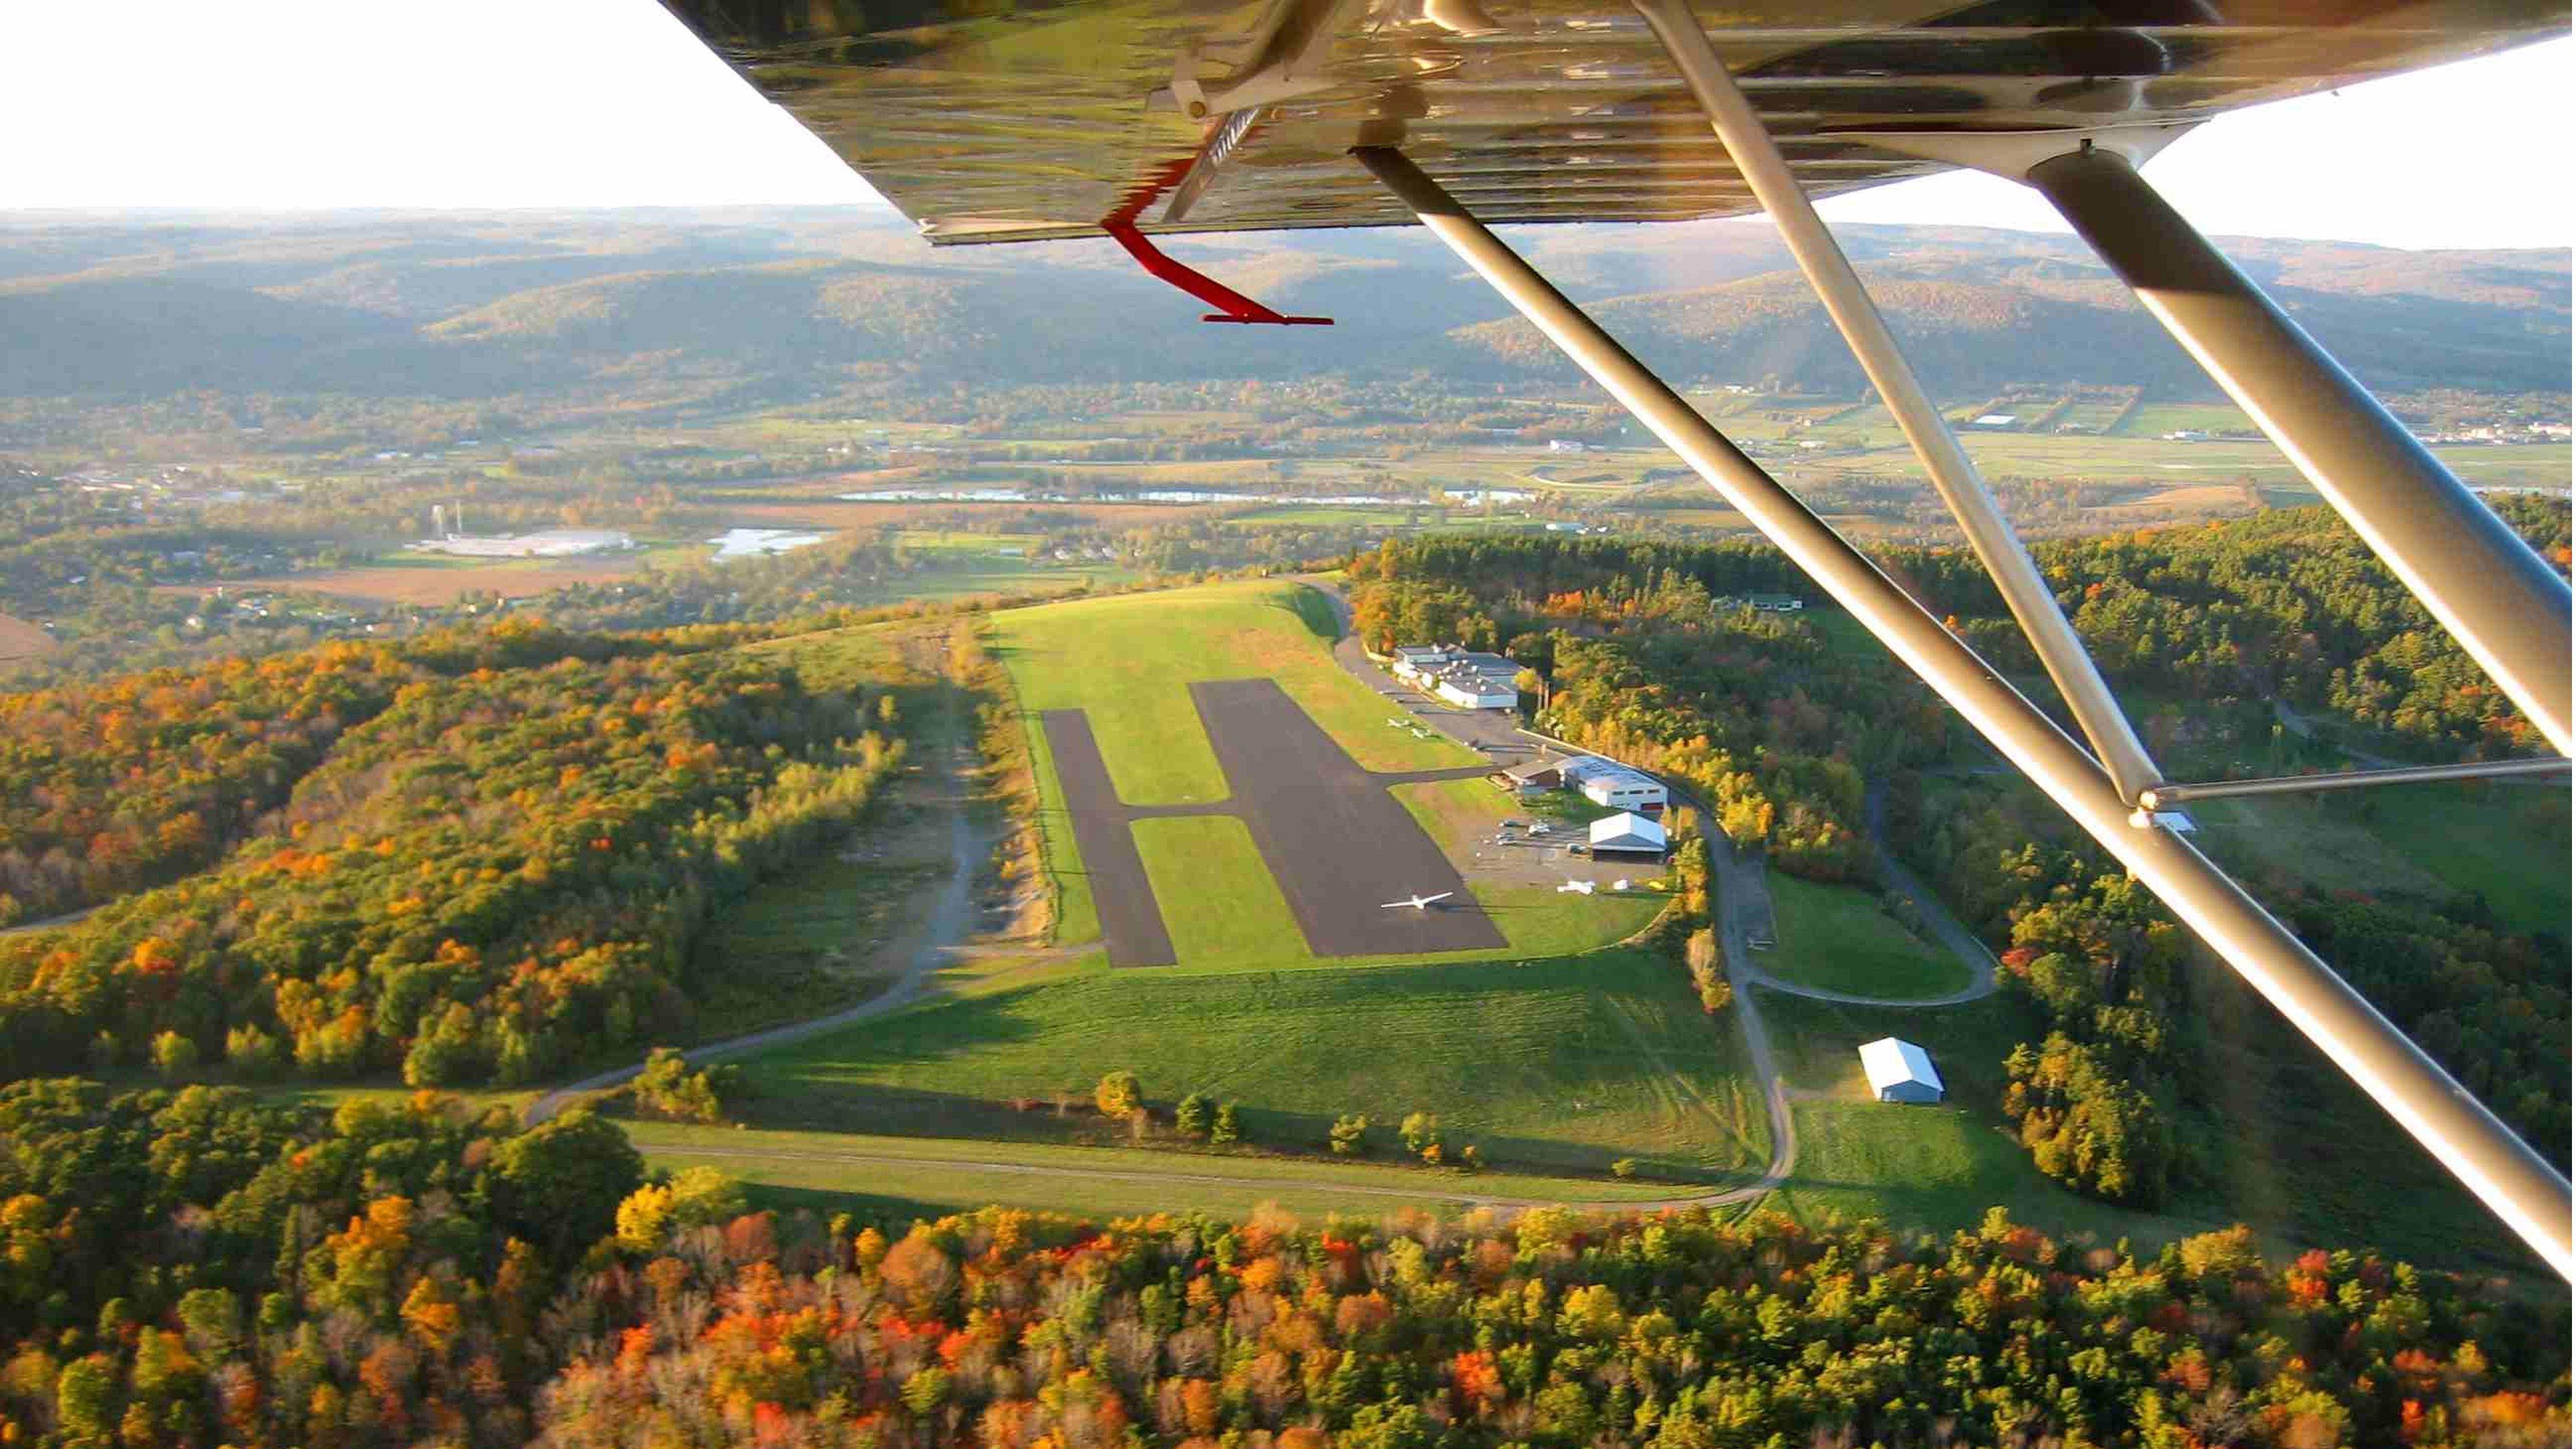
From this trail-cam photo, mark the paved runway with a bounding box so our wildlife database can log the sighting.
[1041,679,1505,965]
[1040,710,1180,967]
[1191,679,1505,958]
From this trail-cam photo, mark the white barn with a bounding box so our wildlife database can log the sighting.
[1858,1038,1945,1104]
[1587,812,1668,859]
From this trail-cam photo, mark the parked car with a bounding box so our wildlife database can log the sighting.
[1529,822,1552,836]
[1501,819,1527,832]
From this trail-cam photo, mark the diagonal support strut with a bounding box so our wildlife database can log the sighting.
[1631,0,2164,810]
[1350,142,2573,1280]
[2023,146,2573,759]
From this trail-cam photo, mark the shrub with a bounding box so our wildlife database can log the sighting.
[1611,1158,1640,1180]
[1174,1091,1211,1140]
[1094,1069,1142,1121]
[1212,1102,1242,1145]
[1330,1113,1370,1157]
[632,1047,737,1124]
[1399,1110,1440,1155]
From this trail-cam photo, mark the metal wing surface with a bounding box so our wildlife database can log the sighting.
[658,0,2565,245]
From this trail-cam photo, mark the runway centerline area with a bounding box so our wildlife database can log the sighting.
[1042,679,1505,966]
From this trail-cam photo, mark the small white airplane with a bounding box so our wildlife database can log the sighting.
[1381,892,1454,911]
[1556,879,1596,896]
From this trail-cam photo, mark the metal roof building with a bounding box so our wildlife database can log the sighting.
[1587,812,1668,859]
[1858,1038,1945,1105]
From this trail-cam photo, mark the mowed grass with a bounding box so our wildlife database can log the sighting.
[1765,875,1973,1000]
[1757,993,2228,1250]
[1018,714,1101,945]
[1132,816,1306,968]
[985,579,1479,805]
[737,951,1768,1181]
[622,1122,1716,1228]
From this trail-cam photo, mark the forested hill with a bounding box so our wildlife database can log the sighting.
[0,208,2563,403]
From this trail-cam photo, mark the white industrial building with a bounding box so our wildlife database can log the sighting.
[1561,756,1667,813]
[1587,812,1668,858]
[1858,1038,1945,1104]
[1392,645,1523,710]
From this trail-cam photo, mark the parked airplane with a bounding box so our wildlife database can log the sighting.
[1380,892,1453,911]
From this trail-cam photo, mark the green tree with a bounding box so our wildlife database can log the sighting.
[1211,1102,1242,1144]
[481,1110,643,1256]
[1174,1091,1211,1140]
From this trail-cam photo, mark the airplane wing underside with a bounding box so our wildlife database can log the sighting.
[658,0,2563,246]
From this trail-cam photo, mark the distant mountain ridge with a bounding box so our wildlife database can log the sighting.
[0,207,2562,404]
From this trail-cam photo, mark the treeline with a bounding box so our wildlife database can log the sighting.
[1928,497,2570,758]
[0,622,910,1086]
[3,1079,2564,1448]
[1355,500,2569,762]
[1348,537,1953,883]
[1898,773,2570,1195]
[0,644,413,924]
[0,1081,647,1447]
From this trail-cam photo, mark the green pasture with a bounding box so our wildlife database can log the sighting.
[985,578,1479,805]
[2122,402,2257,436]
[732,951,1768,1182]
[1763,875,1974,1000]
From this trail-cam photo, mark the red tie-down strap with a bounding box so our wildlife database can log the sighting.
[1099,159,1332,326]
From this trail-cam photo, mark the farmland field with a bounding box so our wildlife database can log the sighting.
[198,556,655,604]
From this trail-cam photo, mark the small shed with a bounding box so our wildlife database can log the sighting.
[1587,812,1668,859]
[1858,1038,1945,1104]
[1494,759,1564,796]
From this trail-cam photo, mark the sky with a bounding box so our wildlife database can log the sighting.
[0,0,2565,250]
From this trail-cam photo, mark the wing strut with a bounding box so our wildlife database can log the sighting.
[1633,0,2165,808]
[1350,142,2573,1281]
